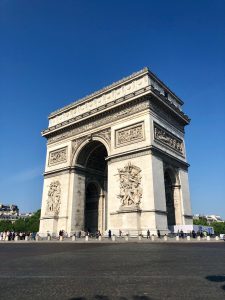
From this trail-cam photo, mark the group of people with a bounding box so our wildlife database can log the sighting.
[0,231,36,241]
[177,230,207,238]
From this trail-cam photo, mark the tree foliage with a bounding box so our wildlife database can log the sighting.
[0,209,41,233]
[193,218,225,234]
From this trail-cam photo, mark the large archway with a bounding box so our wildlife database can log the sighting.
[164,170,176,227]
[76,140,108,234]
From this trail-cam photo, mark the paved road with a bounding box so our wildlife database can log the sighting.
[0,242,224,299]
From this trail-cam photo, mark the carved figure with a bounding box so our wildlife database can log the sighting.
[117,162,142,209]
[46,181,61,216]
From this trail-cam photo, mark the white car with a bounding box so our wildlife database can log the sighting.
[219,234,225,240]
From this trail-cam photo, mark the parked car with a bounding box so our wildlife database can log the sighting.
[219,234,225,240]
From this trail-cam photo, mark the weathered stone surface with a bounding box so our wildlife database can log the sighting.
[39,68,192,237]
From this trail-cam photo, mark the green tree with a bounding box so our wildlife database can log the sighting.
[193,218,208,226]
[0,220,14,232]
[211,222,225,235]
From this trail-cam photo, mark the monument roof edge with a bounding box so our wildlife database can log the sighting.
[49,67,149,118]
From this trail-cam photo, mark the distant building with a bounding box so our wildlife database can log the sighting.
[193,214,224,224]
[0,204,19,220]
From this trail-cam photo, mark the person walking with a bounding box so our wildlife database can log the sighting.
[147,229,150,239]
[108,229,112,239]
[157,229,161,238]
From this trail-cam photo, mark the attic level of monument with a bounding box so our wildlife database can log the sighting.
[42,68,190,138]
[39,67,192,237]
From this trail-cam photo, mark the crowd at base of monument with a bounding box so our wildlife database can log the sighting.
[1,229,224,242]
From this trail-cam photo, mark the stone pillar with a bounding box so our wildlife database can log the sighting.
[173,185,182,225]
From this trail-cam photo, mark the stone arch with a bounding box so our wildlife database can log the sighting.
[71,135,110,167]
[73,139,108,234]
[164,166,181,227]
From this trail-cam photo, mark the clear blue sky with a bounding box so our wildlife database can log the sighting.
[0,0,224,217]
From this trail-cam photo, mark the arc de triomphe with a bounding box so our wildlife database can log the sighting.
[39,68,192,236]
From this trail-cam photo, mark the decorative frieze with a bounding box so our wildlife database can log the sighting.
[154,123,184,155]
[46,181,61,216]
[117,162,142,209]
[47,100,149,144]
[48,71,149,127]
[115,122,145,147]
[48,147,67,166]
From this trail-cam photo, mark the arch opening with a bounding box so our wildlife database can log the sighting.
[164,170,176,226]
[76,140,108,234]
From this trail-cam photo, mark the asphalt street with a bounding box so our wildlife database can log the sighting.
[0,242,224,300]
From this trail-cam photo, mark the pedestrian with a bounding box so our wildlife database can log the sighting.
[147,229,150,239]
[157,229,161,238]
[108,229,112,239]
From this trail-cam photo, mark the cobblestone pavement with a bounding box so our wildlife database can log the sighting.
[0,242,224,300]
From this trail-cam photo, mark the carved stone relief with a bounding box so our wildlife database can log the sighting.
[48,147,67,166]
[154,123,184,155]
[117,162,142,209]
[115,122,145,147]
[46,181,61,216]
[47,100,149,144]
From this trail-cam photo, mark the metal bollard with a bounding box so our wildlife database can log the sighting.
[215,236,219,241]
[176,236,179,241]
[164,235,168,241]
[25,236,29,241]
[72,236,76,241]
[197,236,201,241]
[125,236,129,241]
[98,236,102,241]
[138,235,142,241]
[151,235,155,241]
[15,236,19,241]
[187,236,190,241]
[85,236,89,241]
[35,236,39,241]
[112,236,116,241]
[47,235,51,241]
[59,236,63,241]
[206,236,210,241]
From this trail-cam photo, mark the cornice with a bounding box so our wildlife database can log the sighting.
[42,90,189,139]
[49,67,149,118]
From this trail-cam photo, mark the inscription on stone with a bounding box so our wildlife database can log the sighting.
[48,147,67,166]
[116,122,144,147]
[154,123,183,154]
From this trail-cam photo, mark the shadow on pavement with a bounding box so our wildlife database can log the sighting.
[206,275,225,292]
